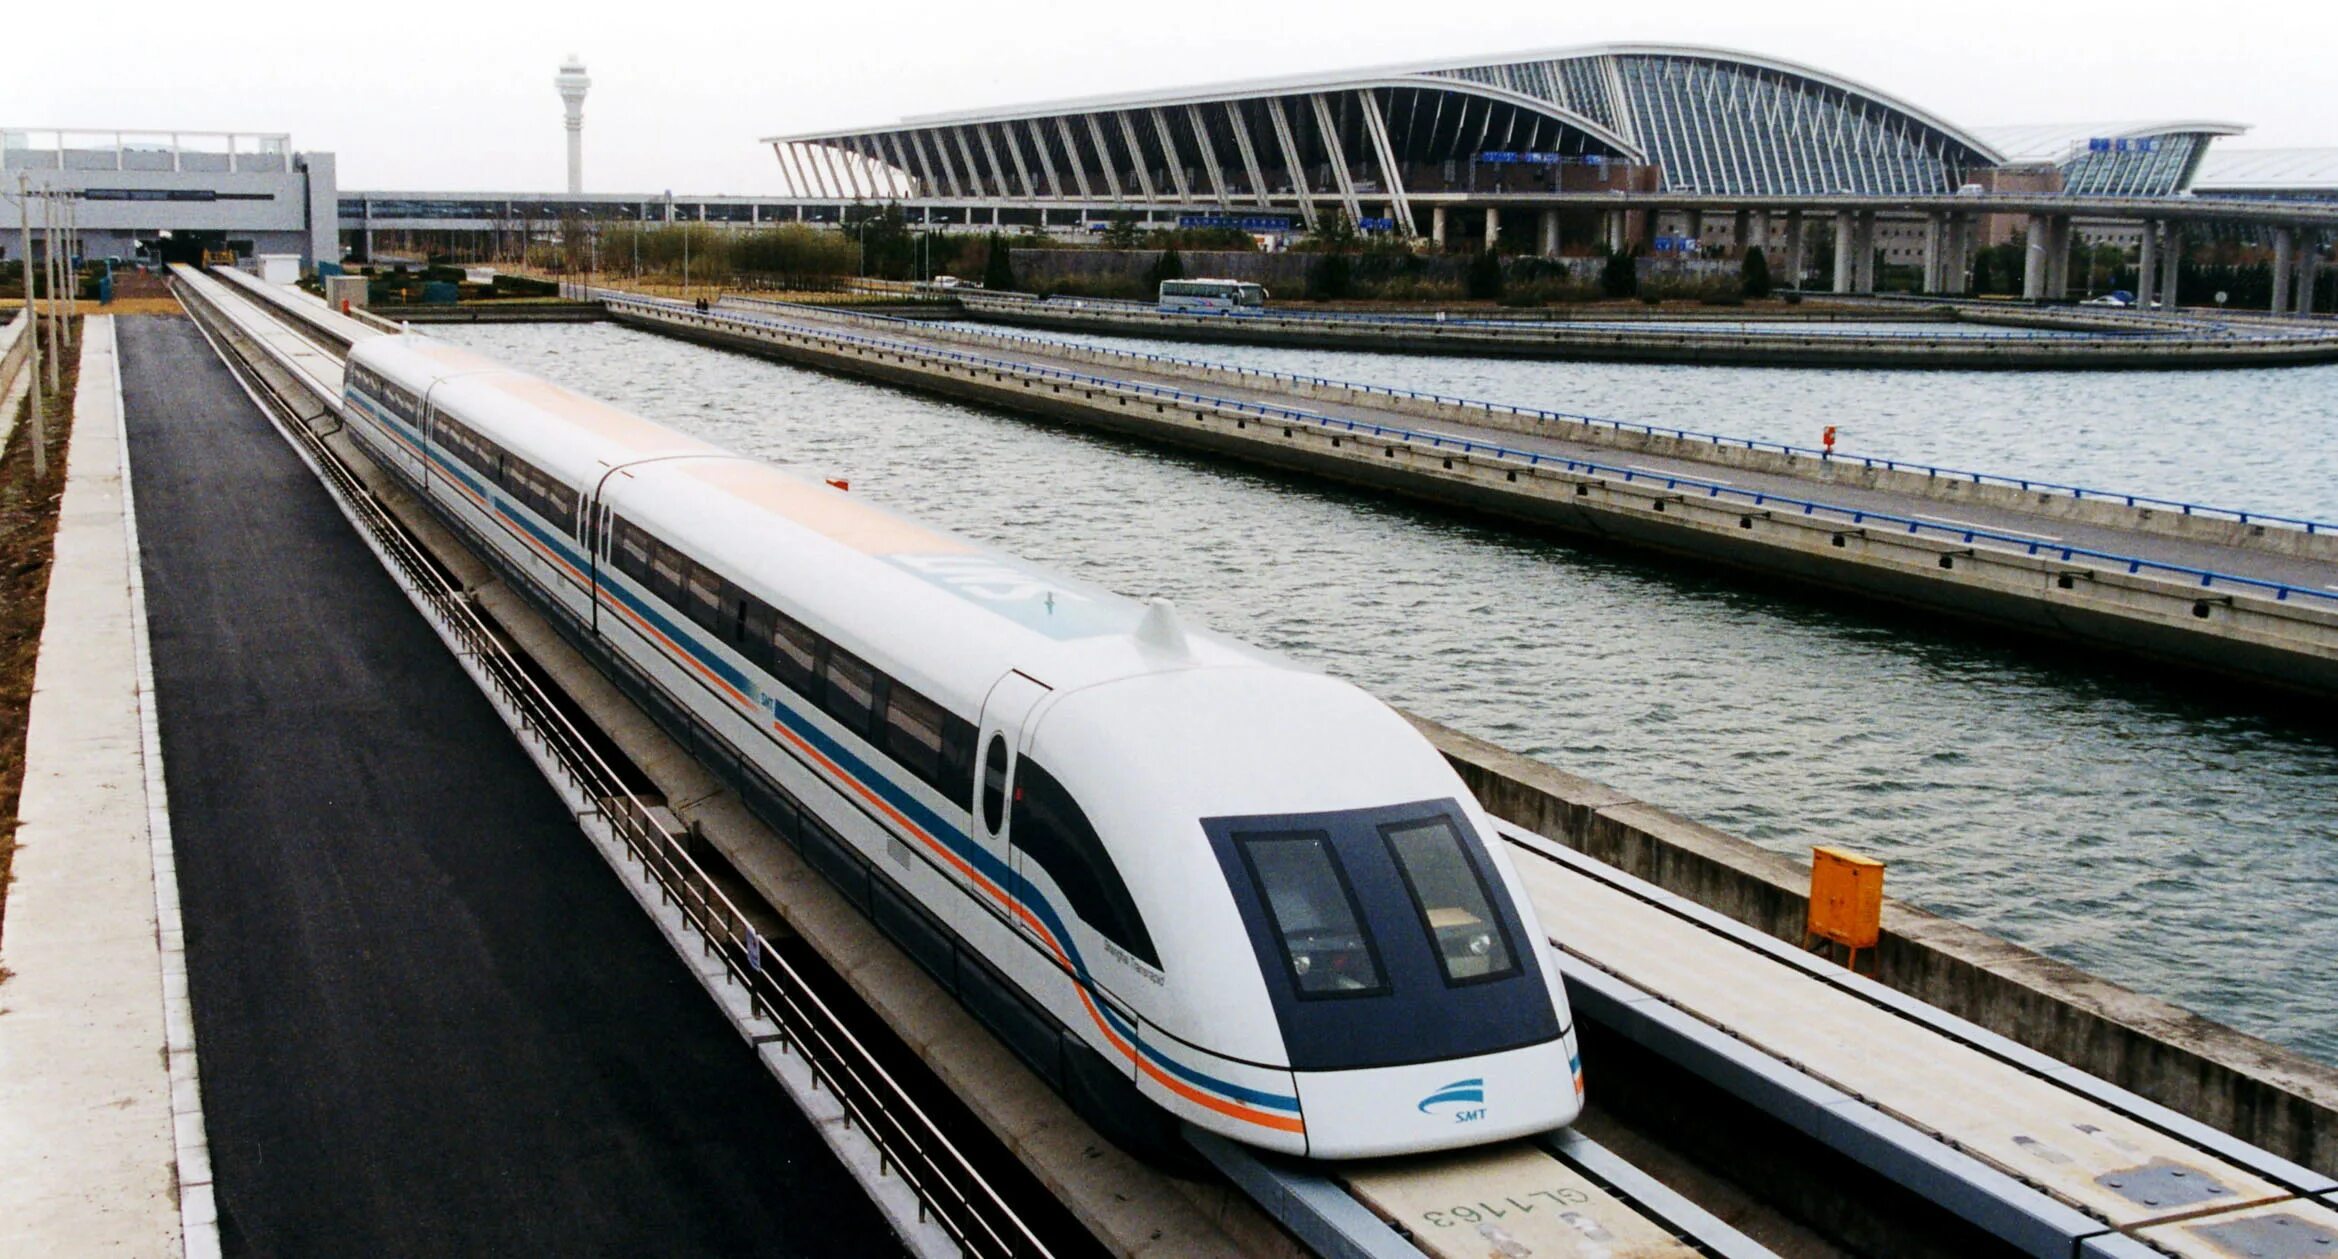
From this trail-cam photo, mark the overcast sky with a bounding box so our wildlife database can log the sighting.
[9,0,2334,193]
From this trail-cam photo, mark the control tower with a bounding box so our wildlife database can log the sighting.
[555,55,590,194]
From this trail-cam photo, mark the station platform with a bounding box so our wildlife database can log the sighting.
[100,311,894,1254]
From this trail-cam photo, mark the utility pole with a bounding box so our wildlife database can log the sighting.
[61,193,77,344]
[42,192,60,393]
[19,176,46,482]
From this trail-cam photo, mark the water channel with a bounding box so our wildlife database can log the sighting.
[439,320,2338,1066]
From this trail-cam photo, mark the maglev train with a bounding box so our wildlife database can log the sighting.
[338,330,1584,1159]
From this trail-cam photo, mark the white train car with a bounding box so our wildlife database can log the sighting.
[340,332,1585,1159]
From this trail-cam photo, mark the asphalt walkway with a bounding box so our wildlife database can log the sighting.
[116,312,895,1257]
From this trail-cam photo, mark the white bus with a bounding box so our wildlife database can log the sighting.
[1158,278,1268,313]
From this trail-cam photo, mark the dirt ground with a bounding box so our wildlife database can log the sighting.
[0,319,83,948]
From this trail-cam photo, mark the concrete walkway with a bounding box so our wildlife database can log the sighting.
[0,316,205,1255]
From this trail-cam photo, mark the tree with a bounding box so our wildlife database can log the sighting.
[1308,207,1359,254]
[1741,246,1772,298]
[1600,248,1638,299]
[1466,249,1505,300]
[1306,253,1353,300]
[1145,247,1186,289]
[1100,212,1142,250]
[982,232,1016,291]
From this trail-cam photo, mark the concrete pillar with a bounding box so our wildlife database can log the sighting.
[1946,215,1971,294]
[1605,210,1626,253]
[1922,212,1945,293]
[2298,243,2320,316]
[2136,221,2158,308]
[2159,224,2182,311]
[2023,214,2048,301]
[2272,227,2296,314]
[1731,208,1751,256]
[1853,212,1877,293]
[1539,208,1562,257]
[1431,205,1448,248]
[1832,210,1856,294]
[1684,209,1705,251]
[1484,206,1500,249]
[1785,211,1805,288]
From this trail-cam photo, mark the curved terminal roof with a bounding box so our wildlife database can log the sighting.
[764,42,2009,200]
[2194,148,2338,194]
[1975,120,2247,164]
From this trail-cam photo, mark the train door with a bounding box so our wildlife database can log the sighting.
[975,671,1051,922]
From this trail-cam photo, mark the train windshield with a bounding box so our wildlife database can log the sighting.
[1235,830,1388,998]
[1381,817,1518,984]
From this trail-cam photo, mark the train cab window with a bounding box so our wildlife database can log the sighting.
[981,736,1008,833]
[1011,758,1157,967]
[769,613,822,694]
[1234,831,1386,999]
[685,567,725,635]
[1380,817,1518,986]
[821,649,881,739]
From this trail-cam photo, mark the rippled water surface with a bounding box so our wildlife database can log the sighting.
[440,321,2338,1064]
[945,321,2338,521]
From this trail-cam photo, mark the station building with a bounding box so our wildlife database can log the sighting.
[3,129,338,268]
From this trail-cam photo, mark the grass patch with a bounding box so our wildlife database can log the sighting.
[0,321,81,951]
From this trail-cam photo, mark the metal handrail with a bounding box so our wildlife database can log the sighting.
[717,292,2338,538]
[185,275,1050,1259]
[941,290,2338,346]
[607,291,2338,609]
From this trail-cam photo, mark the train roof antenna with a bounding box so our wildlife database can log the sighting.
[1134,598,1190,659]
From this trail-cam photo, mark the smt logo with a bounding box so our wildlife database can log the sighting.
[1416,1078,1487,1124]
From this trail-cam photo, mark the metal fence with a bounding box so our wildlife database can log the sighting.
[610,291,2338,608]
[721,292,2338,538]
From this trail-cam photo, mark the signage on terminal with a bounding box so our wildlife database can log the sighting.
[2088,137,2160,154]
[1476,152,1573,165]
[1176,213,1293,231]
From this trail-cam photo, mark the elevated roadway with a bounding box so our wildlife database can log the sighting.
[593,292,2338,700]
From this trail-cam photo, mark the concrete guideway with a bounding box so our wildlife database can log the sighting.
[1499,824,2338,1259]
[0,317,214,1257]
[197,263,2338,1255]
[602,295,2338,698]
[111,307,901,1254]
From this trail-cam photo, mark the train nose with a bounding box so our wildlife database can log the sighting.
[1292,1036,1583,1160]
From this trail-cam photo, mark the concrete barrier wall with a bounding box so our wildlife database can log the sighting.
[762,301,2338,564]
[1407,713,2338,1177]
[0,310,32,400]
[616,299,2338,699]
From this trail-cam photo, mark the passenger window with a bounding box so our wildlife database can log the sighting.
[614,520,653,583]
[647,544,688,608]
[1381,817,1518,985]
[738,597,775,662]
[686,567,725,634]
[942,716,977,811]
[1235,831,1386,999]
[821,649,880,738]
[769,613,822,693]
[884,685,947,787]
[981,735,1008,834]
[1011,758,1157,967]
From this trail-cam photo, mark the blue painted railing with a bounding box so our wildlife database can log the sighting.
[719,293,2338,539]
[606,292,2338,609]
